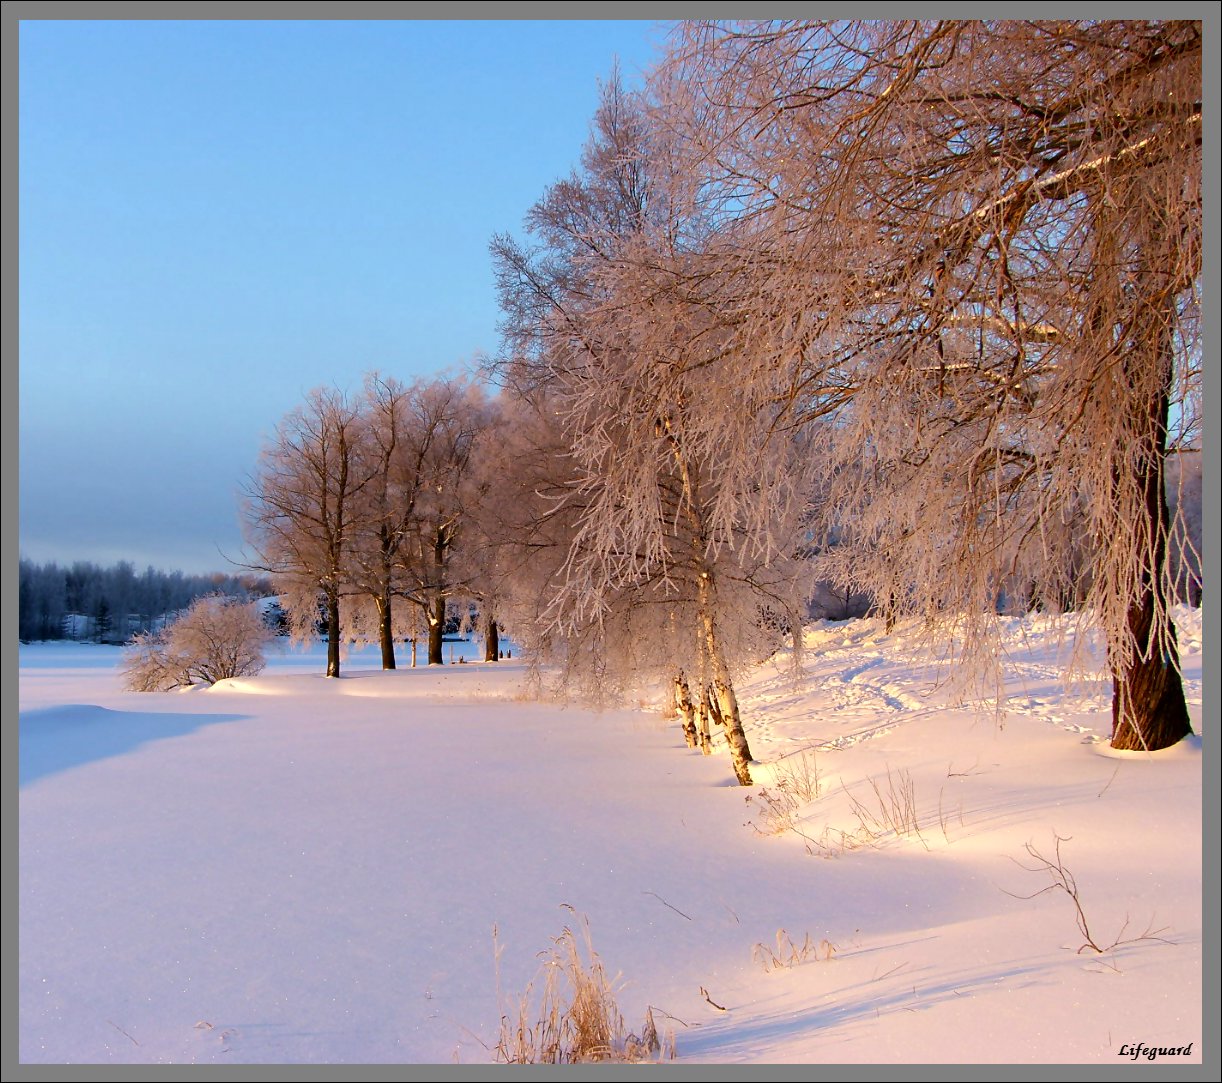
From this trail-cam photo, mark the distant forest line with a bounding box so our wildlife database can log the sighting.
[18,558,274,644]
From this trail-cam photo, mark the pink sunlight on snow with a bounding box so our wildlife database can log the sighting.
[19,611,1203,1065]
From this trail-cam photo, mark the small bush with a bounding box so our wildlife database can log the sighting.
[121,595,272,691]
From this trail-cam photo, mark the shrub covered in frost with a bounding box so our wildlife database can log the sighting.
[121,594,272,691]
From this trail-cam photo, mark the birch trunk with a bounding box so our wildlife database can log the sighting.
[696,689,713,755]
[674,672,698,748]
[698,572,753,785]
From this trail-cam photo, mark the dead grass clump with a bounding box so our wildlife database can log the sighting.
[843,766,924,844]
[745,785,802,835]
[745,748,825,836]
[494,910,673,1063]
[776,748,823,802]
[753,929,837,971]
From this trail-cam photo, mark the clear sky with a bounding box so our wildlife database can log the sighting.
[18,17,669,575]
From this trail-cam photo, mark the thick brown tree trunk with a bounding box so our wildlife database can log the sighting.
[428,595,445,665]
[484,616,500,662]
[1109,346,1192,749]
[377,594,396,670]
[1111,594,1192,750]
[325,589,341,678]
[1109,228,1193,752]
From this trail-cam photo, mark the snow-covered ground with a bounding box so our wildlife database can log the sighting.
[18,615,1205,1066]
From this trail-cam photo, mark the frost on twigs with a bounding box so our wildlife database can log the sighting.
[655,20,1200,752]
[121,595,272,691]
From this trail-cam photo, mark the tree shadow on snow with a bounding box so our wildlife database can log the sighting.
[18,705,248,787]
[682,957,1056,1061]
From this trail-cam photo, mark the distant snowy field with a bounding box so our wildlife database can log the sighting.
[19,615,1204,1065]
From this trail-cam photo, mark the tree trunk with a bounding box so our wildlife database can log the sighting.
[484,616,500,662]
[668,424,753,780]
[698,574,753,785]
[709,671,752,785]
[1108,208,1193,752]
[1109,311,1192,750]
[429,525,449,666]
[325,589,341,678]
[377,593,396,670]
[697,689,713,755]
[1111,592,1192,750]
[674,672,698,748]
[694,638,712,755]
[428,595,445,665]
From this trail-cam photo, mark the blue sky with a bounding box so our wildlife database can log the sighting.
[19,18,669,574]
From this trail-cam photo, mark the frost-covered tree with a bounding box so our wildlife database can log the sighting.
[652,19,1201,751]
[492,70,813,784]
[243,386,376,677]
[389,376,492,666]
[449,395,517,663]
[344,372,446,669]
[464,384,588,671]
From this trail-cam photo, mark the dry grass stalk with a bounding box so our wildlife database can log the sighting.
[842,766,924,844]
[775,748,823,802]
[753,929,837,971]
[1004,834,1172,956]
[493,911,674,1063]
[745,748,824,836]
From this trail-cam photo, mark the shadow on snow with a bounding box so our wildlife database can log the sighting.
[18,704,249,787]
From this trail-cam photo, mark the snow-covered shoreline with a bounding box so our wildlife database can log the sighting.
[18,611,1204,1064]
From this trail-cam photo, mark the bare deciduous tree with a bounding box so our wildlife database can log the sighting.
[388,375,491,666]
[243,386,376,678]
[345,372,442,669]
